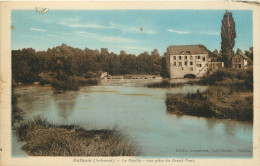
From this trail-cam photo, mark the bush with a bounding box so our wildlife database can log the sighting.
[39,78,50,85]
[85,72,98,79]
[51,77,79,92]
[199,68,237,85]
[51,71,79,92]
[199,68,253,92]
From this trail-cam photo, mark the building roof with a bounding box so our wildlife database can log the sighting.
[235,52,248,59]
[167,45,209,55]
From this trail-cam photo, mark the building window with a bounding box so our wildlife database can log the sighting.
[190,56,193,60]
[203,57,206,61]
[185,61,188,66]
[186,51,191,54]
[190,61,193,65]
[173,62,176,66]
[235,58,241,63]
[197,56,200,59]
[179,56,182,60]
[173,56,176,60]
[239,64,242,68]
[185,56,187,59]
[179,62,182,66]
[196,64,202,67]
[180,51,184,54]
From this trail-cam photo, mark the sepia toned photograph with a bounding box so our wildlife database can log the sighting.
[1,1,260,166]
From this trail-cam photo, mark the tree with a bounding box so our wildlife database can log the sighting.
[221,11,236,68]
[213,49,219,55]
[12,48,40,83]
[160,53,169,78]
[245,47,253,61]
[151,49,162,75]
[236,48,242,54]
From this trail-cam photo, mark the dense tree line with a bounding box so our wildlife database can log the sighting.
[12,44,164,84]
[12,43,253,85]
[12,48,41,84]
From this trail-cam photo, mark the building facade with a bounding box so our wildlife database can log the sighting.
[166,45,211,78]
[231,52,248,69]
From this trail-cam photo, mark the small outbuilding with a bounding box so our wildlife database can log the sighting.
[231,52,248,69]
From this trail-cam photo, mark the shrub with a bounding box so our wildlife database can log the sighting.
[199,68,253,92]
[85,72,98,79]
[51,76,79,92]
[39,78,50,85]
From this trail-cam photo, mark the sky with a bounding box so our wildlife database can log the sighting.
[11,10,252,55]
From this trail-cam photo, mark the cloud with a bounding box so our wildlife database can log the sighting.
[59,19,155,34]
[167,29,190,34]
[198,31,219,36]
[75,31,139,43]
[59,18,104,29]
[167,28,219,36]
[30,28,46,32]
[60,22,104,29]
[109,22,155,35]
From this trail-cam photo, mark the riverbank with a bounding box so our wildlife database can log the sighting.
[165,68,253,122]
[14,118,137,156]
[166,87,253,122]
[39,76,99,86]
[146,80,195,88]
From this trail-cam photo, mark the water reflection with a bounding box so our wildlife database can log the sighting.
[52,91,78,120]
[205,118,219,130]
[14,86,53,119]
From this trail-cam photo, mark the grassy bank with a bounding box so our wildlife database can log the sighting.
[146,80,195,88]
[166,87,253,122]
[39,75,99,93]
[14,118,137,156]
[165,68,253,122]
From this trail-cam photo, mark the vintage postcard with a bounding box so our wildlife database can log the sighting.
[0,1,260,166]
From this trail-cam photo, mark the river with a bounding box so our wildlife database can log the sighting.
[13,79,253,157]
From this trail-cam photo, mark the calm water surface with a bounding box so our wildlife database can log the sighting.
[13,79,253,157]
